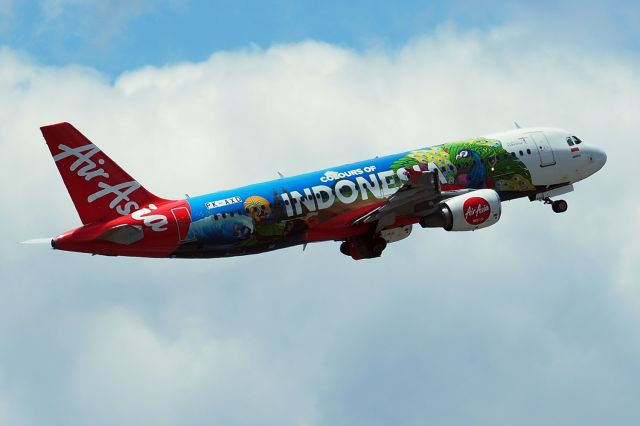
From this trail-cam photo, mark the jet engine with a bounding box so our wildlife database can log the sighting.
[420,189,501,231]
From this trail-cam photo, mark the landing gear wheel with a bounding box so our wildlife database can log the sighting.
[369,237,387,257]
[341,235,388,259]
[339,241,350,256]
[552,199,568,213]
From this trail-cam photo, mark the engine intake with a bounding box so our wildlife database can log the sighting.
[421,189,502,231]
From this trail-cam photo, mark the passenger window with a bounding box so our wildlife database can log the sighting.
[526,149,531,154]
[519,150,524,156]
[511,152,516,158]
[572,136,582,144]
[566,137,574,146]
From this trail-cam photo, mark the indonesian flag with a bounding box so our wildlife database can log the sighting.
[571,147,580,152]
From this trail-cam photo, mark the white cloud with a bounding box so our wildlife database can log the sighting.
[1,26,640,425]
[67,307,319,425]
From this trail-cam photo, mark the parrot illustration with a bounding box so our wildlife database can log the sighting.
[455,149,487,188]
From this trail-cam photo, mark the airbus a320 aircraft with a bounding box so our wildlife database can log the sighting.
[39,123,606,260]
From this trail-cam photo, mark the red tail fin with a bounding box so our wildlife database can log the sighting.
[41,122,167,224]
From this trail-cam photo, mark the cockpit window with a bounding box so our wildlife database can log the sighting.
[566,137,574,146]
[572,136,582,144]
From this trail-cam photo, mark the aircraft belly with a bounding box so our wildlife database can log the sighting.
[171,232,304,258]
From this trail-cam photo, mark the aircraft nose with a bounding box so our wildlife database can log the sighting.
[590,146,607,170]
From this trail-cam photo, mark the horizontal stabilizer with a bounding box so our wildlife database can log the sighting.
[21,238,52,245]
[98,224,144,245]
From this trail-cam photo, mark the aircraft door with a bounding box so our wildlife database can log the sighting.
[171,206,193,242]
[528,132,556,167]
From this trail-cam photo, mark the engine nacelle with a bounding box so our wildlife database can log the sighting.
[421,189,502,231]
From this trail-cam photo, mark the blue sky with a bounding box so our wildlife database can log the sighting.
[3,1,455,75]
[2,0,638,76]
[1,1,640,426]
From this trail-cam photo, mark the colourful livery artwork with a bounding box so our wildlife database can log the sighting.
[39,123,606,260]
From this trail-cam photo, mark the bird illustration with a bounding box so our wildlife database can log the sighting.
[455,149,487,188]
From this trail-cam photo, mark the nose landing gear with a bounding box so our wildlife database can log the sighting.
[544,197,568,213]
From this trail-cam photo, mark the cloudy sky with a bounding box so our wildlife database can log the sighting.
[1,1,639,425]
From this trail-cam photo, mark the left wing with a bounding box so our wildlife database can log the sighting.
[352,169,469,231]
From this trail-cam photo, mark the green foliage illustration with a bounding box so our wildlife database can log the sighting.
[390,138,535,191]
[389,156,419,172]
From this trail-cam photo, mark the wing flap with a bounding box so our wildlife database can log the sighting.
[353,169,442,231]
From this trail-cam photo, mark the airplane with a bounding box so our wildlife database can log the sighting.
[38,122,606,260]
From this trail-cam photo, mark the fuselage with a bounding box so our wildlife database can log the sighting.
[48,126,606,259]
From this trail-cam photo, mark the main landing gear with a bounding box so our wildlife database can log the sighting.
[544,197,568,213]
[340,235,387,260]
